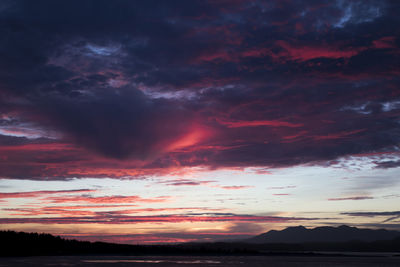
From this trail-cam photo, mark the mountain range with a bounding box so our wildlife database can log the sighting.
[245,225,400,243]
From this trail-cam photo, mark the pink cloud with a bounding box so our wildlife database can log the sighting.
[44,195,171,204]
[217,185,254,190]
[4,206,226,217]
[157,179,215,187]
[0,213,317,225]
[0,189,96,199]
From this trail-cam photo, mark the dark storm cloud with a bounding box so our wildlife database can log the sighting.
[374,160,400,169]
[0,0,399,178]
[34,88,196,159]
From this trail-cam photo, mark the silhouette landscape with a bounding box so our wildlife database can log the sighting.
[1,0,400,266]
[2,225,400,257]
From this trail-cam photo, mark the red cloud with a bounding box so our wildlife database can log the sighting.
[275,40,365,62]
[217,119,303,128]
[372,36,397,49]
[313,129,365,141]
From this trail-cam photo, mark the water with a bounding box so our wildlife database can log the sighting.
[1,256,400,267]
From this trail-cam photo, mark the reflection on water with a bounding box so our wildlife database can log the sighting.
[82,259,221,264]
[83,260,164,263]
[1,256,400,266]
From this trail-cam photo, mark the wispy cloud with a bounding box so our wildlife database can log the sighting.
[341,211,400,223]
[216,185,254,190]
[0,189,96,199]
[44,195,172,204]
[156,179,253,190]
[156,179,214,187]
[341,211,400,217]
[4,206,226,217]
[327,196,374,201]
[0,213,319,225]
[268,186,296,190]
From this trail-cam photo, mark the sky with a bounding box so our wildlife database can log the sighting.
[0,0,399,244]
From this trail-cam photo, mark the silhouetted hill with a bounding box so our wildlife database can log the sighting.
[2,227,400,257]
[0,230,135,256]
[0,230,257,256]
[246,225,400,243]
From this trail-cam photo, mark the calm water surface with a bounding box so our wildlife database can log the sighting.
[1,255,400,266]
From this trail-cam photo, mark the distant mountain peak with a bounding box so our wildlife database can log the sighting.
[289,225,306,229]
[246,225,400,244]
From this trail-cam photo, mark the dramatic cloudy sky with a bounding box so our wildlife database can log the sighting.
[0,0,399,243]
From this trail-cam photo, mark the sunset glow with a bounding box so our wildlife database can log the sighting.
[0,0,399,244]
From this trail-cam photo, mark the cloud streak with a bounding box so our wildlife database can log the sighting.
[0,189,95,199]
[327,196,374,201]
[44,195,171,204]
[0,213,318,225]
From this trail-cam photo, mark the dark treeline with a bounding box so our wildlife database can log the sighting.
[1,230,400,257]
[0,230,256,257]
